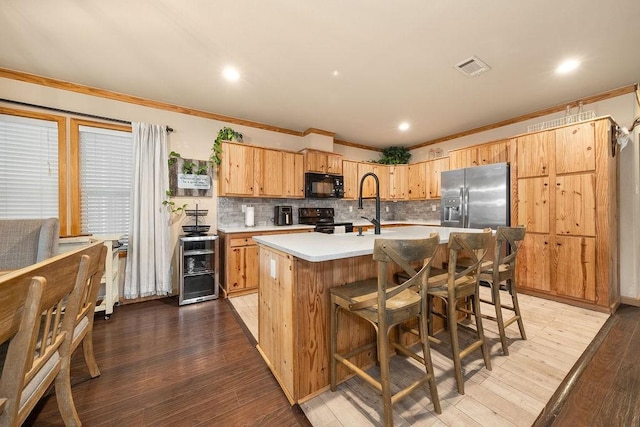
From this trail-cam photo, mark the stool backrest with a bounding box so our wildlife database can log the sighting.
[493,226,526,269]
[446,229,492,286]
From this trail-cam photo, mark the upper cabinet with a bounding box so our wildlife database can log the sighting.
[426,157,449,199]
[342,160,359,199]
[300,148,343,175]
[407,162,427,200]
[449,139,510,170]
[218,142,257,196]
[357,162,389,199]
[516,132,551,178]
[388,165,408,200]
[218,142,304,198]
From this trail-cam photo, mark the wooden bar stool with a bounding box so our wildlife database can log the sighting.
[478,225,527,355]
[330,234,441,427]
[426,229,492,395]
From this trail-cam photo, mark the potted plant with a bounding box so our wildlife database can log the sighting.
[211,126,243,166]
[376,146,411,164]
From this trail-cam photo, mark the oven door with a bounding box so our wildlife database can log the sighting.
[305,173,344,198]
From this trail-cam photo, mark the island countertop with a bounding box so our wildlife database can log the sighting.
[253,225,481,262]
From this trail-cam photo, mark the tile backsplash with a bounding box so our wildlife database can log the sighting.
[217,197,441,228]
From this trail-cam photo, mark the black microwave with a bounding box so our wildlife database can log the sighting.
[304,173,344,198]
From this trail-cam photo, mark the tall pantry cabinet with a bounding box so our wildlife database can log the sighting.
[513,117,619,312]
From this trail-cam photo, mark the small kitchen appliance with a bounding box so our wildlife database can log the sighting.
[274,205,293,226]
[304,173,344,199]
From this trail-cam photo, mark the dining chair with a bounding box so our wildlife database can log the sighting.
[71,242,107,378]
[330,234,441,427]
[0,263,44,425]
[477,226,527,355]
[0,245,92,427]
[426,229,492,395]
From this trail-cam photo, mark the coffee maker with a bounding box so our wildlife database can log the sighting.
[274,205,293,226]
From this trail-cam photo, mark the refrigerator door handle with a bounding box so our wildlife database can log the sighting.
[463,187,469,228]
[459,187,465,227]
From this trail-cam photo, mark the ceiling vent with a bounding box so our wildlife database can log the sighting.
[455,56,491,77]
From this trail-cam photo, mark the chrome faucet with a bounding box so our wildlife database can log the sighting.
[358,172,381,235]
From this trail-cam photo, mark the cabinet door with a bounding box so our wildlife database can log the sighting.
[255,148,283,196]
[449,148,478,170]
[407,162,427,199]
[516,233,551,292]
[358,163,389,199]
[555,122,596,174]
[516,177,550,233]
[427,158,449,199]
[327,153,343,174]
[282,152,304,198]
[228,245,260,292]
[219,143,255,196]
[342,160,359,199]
[478,140,509,165]
[516,132,551,178]
[553,236,596,301]
[555,173,596,236]
[388,165,408,200]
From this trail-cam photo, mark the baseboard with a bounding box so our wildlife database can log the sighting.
[620,296,640,307]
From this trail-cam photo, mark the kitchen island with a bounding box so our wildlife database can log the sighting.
[253,225,479,404]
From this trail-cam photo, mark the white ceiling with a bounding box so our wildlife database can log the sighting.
[1,0,639,149]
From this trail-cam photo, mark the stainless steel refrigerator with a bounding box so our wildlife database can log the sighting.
[441,162,510,230]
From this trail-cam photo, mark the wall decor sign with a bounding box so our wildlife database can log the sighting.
[169,157,213,197]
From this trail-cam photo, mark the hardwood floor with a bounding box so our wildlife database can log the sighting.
[25,297,311,427]
[24,293,640,426]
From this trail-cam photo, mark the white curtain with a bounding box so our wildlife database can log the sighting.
[124,122,171,298]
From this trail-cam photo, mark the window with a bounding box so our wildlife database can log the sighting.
[72,120,133,236]
[0,110,64,223]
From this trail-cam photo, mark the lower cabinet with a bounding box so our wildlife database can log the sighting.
[218,228,313,297]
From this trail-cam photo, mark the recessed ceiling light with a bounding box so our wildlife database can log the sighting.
[556,59,580,74]
[332,70,340,77]
[223,66,240,81]
[398,122,410,131]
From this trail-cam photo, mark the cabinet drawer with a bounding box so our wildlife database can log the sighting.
[230,237,256,247]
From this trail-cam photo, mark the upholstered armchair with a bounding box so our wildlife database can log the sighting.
[0,218,59,270]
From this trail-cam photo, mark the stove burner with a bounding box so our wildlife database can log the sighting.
[298,207,353,234]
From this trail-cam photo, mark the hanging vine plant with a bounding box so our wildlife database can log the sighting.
[211,126,243,166]
[376,146,411,164]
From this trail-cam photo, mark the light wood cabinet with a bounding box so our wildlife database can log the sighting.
[219,142,304,198]
[449,139,510,170]
[388,164,408,200]
[342,160,359,199]
[300,148,343,174]
[282,151,304,198]
[407,162,427,199]
[218,228,313,298]
[357,163,389,199]
[514,118,618,312]
[426,157,449,199]
[218,142,256,196]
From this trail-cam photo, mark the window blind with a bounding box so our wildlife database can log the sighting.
[0,114,59,218]
[79,125,132,235]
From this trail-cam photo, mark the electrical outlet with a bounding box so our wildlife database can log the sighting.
[385,206,389,213]
[349,206,353,212]
[431,204,437,212]
[242,204,246,213]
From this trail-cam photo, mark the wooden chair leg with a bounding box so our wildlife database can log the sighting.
[419,312,441,414]
[55,363,81,427]
[491,282,510,356]
[378,325,393,427]
[447,297,464,395]
[82,330,101,378]
[472,292,491,371]
[330,299,338,391]
[509,278,527,340]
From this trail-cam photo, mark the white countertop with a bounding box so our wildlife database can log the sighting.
[253,225,482,262]
[217,224,315,233]
[217,219,440,234]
